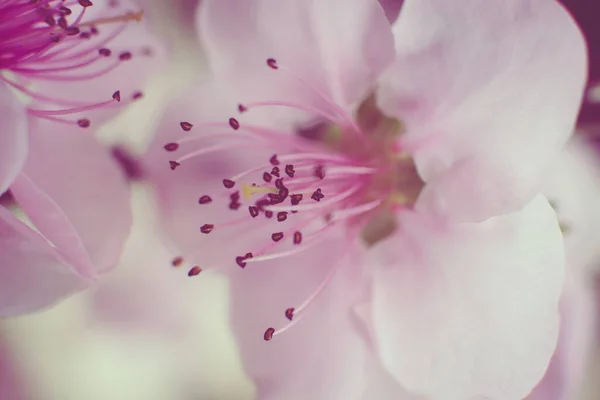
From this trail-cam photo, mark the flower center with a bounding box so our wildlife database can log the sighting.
[165,58,424,340]
[0,0,149,127]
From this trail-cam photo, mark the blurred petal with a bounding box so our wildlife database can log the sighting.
[19,121,132,273]
[0,85,28,194]
[527,273,595,400]
[0,121,131,316]
[371,195,564,399]
[543,136,600,270]
[0,203,90,316]
[379,0,587,222]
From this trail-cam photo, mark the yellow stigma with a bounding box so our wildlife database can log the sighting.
[242,184,278,200]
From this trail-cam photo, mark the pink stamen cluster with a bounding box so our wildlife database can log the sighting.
[166,58,400,341]
[0,0,148,127]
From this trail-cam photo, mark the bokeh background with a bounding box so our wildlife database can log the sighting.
[1,0,599,399]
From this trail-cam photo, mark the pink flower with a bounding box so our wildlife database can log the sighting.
[145,0,587,399]
[0,0,163,315]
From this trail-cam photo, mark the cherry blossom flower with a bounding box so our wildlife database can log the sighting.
[0,0,163,315]
[145,0,587,398]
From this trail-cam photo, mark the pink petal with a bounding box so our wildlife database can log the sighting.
[0,85,28,194]
[0,122,132,316]
[227,242,377,400]
[379,0,587,222]
[527,273,595,400]
[17,121,132,274]
[197,0,395,125]
[0,204,90,316]
[370,195,564,399]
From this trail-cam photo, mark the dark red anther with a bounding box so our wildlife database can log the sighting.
[290,194,303,205]
[200,224,214,234]
[293,231,302,244]
[58,17,68,29]
[265,210,274,219]
[99,48,111,57]
[271,232,284,242]
[66,26,80,36]
[277,212,288,222]
[112,91,121,102]
[263,172,272,183]
[230,191,241,201]
[278,187,289,202]
[285,308,295,321]
[271,166,280,177]
[236,255,248,268]
[188,266,202,276]
[223,179,235,189]
[164,142,179,152]
[268,193,282,205]
[77,119,90,128]
[132,92,143,100]
[269,154,280,166]
[59,5,72,15]
[248,206,259,218]
[255,198,270,211]
[171,256,184,267]
[180,121,193,131]
[119,51,132,61]
[90,26,99,35]
[78,0,93,7]
[311,188,324,202]
[169,160,180,170]
[228,118,240,130]
[274,178,285,190]
[229,201,241,210]
[198,195,212,204]
[66,26,80,35]
[266,58,279,70]
[238,104,248,113]
[285,164,295,178]
[264,327,275,341]
[314,165,325,180]
[79,32,91,40]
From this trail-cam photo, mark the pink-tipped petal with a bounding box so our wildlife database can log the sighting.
[198,0,395,123]
[380,0,587,222]
[0,85,28,194]
[370,195,564,399]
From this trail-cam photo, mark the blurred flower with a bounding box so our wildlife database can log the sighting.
[0,0,164,315]
[145,0,587,399]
